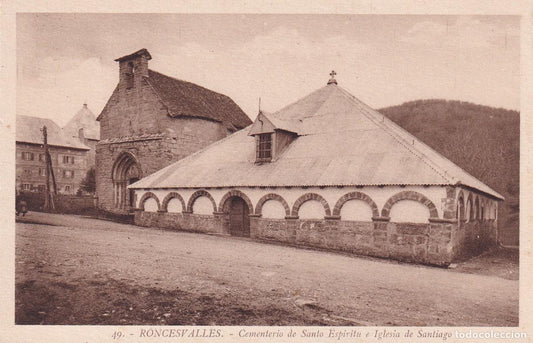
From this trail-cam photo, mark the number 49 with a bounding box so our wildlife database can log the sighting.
[112,331,124,339]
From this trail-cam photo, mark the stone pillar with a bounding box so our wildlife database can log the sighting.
[122,181,128,209]
[427,218,455,266]
[212,211,228,235]
[113,182,118,208]
[285,216,299,244]
[118,182,123,209]
[442,186,457,220]
[372,217,390,258]
[248,213,261,238]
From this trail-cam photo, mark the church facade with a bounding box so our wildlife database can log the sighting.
[95,49,251,213]
[129,73,502,266]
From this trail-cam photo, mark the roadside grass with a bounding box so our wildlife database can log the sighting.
[452,246,518,280]
[16,277,349,326]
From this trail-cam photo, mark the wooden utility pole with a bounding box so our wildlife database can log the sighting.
[42,126,56,212]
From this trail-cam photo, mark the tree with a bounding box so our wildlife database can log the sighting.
[379,99,519,235]
[80,167,96,194]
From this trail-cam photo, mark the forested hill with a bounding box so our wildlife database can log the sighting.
[378,100,519,244]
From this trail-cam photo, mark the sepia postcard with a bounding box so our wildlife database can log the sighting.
[1,1,531,342]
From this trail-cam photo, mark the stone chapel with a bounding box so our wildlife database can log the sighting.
[95,49,251,213]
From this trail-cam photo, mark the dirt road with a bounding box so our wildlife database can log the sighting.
[16,213,518,326]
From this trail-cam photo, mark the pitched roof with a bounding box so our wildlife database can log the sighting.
[63,104,100,140]
[146,70,251,129]
[16,115,90,150]
[130,83,503,200]
[248,111,300,135]
[97,69,251,129]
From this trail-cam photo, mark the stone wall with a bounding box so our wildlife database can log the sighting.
[99,78,229,142]
[132,185,500,266]
[16,191,96,214]
[134,211,226,235]
[96,76,231,212]
[82,138,98,169]
[251,217,453,265]
[452,220,498,260]
[96,136,177,211]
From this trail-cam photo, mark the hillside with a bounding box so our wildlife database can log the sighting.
[379,100,519,245]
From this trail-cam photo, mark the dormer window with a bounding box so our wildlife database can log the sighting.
[249,111,298,163]
[256,133,272,162]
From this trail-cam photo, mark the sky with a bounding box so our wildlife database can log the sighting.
[16,14,520,126]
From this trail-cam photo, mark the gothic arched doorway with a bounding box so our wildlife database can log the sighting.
[111,152,141,211]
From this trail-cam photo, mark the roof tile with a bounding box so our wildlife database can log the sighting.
[147,70,251,129]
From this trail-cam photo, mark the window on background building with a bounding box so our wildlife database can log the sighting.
[63,170,74,178]
[23,169,32,175]
[64,185,71,192]
[39,168,46,176]
[256,133,272,162]
[21,152,34,161]
[21,184,32,191]
[63,155,75,164]
[39,154,46,162]
[37,185,46,192]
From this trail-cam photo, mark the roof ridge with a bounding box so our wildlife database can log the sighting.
[147,69,251,128]
[336,86,502,198]
[336,87,454,183]
[148,69,233,100]
[271,85,331,118]
[308,84,338,118]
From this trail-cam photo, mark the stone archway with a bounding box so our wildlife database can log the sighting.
[291,193,331,218]
[112,152,142,211]
[381,191,439,220]
[219,192,252,237]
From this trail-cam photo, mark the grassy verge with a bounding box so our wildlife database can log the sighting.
[16,277,349,326]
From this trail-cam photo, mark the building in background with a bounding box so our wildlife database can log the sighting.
[95,49,251,214]
[16,115,90,194]
[130,73,503,266]
[63,103,100,168]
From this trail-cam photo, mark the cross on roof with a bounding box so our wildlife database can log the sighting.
[327,70,338,85]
